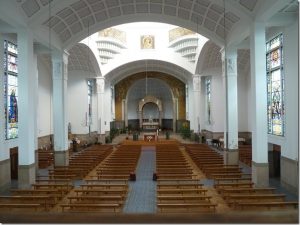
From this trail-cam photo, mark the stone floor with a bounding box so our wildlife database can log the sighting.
[123,146,156,213]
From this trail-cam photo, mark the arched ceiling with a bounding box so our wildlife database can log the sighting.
[68,43,100,75]
[15,0,260,48]
[196,40,250,74]
[1,0,297,80]
[105,59,192,84]
[38,43,101,75]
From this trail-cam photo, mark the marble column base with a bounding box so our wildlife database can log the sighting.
[223,149,239,165]
[54,150,69,166]
[252,161,269,187]
[0,159,11,192]
[18,163,35,189]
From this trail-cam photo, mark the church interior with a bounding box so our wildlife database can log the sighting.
[0,0,299,223]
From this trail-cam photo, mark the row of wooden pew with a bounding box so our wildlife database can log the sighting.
[48,145,113,179]
[60,179,129,213]
[0,145,113,212]
[59,144,141,212]
[238,145,252,166]
[186,144,298,211]
[37,149,54,169]
[155,144,216,213]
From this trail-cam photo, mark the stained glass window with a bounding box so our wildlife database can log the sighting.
[266,34,284,136]
[205,77,211,125]
[4,40,18,139]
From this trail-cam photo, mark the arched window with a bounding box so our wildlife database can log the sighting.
[4,40,18,139]
[266,33,284,136]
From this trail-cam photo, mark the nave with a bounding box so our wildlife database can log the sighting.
[0,140,298,223]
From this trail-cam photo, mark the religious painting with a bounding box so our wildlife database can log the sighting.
[141,35,155,49]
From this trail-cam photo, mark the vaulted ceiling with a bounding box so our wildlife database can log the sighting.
[1,0,298,78]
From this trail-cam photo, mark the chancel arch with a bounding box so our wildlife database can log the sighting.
[114,71,186,132]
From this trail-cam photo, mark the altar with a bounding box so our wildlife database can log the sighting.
[142,119,159,130]
[143,132,157,142]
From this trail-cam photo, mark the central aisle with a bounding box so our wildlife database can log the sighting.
[123,146,156,213]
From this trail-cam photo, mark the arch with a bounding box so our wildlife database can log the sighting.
[138,95,163,130]
[195,40,221,74]
[138,95,162,112]
[68,43,101,76]
[27,1,252,49]
[106,59,193,85]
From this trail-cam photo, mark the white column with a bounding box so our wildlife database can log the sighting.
[111,85,115,120]
[173,98,177,132]
[187,79,194,130]
[193,75,201,133]
[52,51,69,166]
[96,77,105,143]
[221,48,239,165]
[185,84,189,121]
[34,53,39,171]
[0,33,10,190]
[18,29,37,187]
[250,22,269,187]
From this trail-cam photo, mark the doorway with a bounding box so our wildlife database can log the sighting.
[268,144,281,178]
[10,147,18,179]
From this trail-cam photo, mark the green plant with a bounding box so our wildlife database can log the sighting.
[180,127,190,139]
[109,128,118,141]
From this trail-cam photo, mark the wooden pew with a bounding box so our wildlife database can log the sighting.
[235,201,298,210]
[157,188,208,195]
[0,203,41,211]
[218,187,276,195]
[0,195,57,210]
[157,195,212,203]
[67,196,124,204]
[157,203,217,213]
[60,203,121,212]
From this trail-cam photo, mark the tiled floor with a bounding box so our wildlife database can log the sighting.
[123,146,157,213]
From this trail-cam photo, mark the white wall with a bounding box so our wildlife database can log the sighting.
[37,57,52,137]
[67,70,97,134]
[200,68,250,134]
[238,71,249,132]
[200,68,224,133]
[265,20,299,161]
[283,20,298,160]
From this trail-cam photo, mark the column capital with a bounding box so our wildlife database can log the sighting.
[51,50,69,64]
[192,74,202,91]
[96,77,105,94]
[220,47,237,60]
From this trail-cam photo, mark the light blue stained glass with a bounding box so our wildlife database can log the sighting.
[266,33,284,136]
[4,40,18,139]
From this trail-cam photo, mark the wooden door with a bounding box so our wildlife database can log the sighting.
[10,147,18,179]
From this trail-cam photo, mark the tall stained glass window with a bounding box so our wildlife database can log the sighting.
[266,34,284,136]
[4,40,18,139]
[205,77,211,125]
